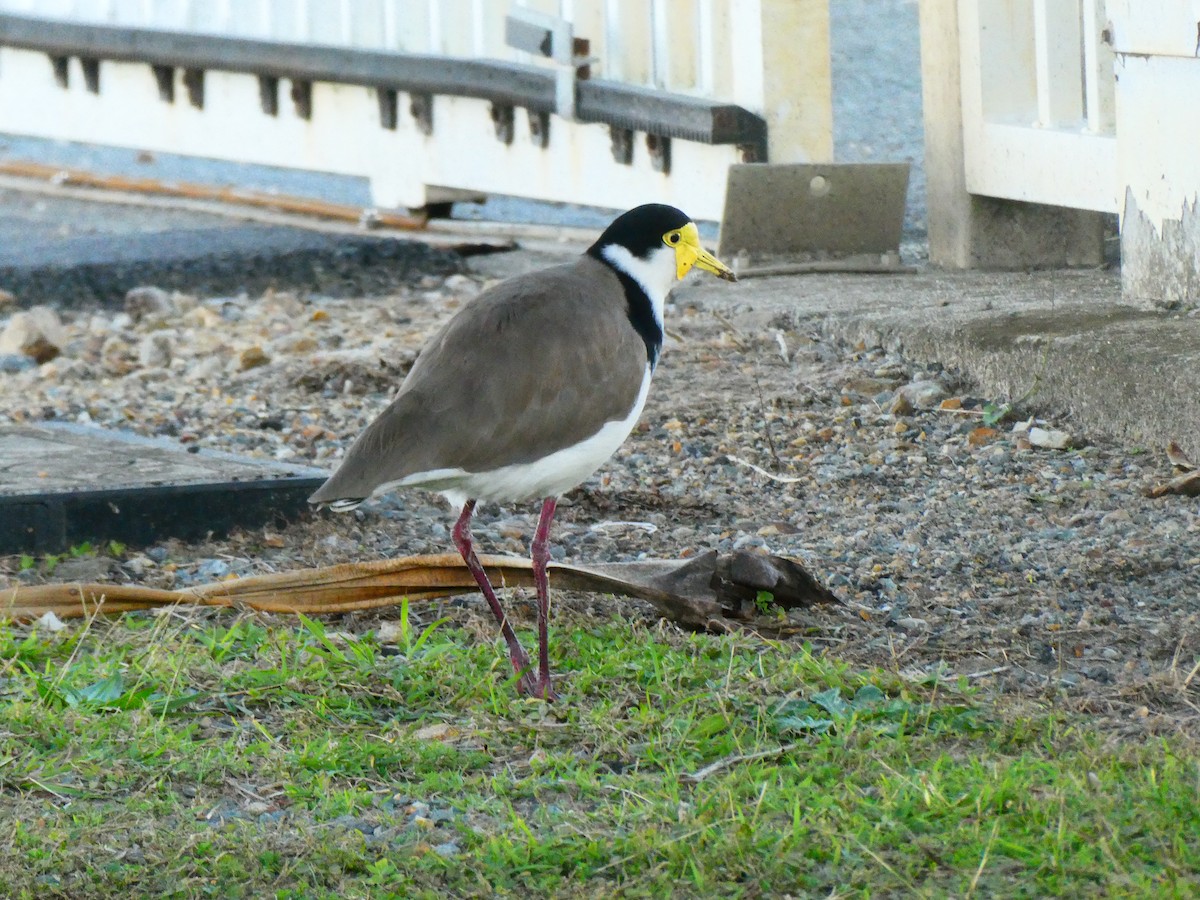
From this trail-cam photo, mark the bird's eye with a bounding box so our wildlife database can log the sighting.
[668,232,681,244]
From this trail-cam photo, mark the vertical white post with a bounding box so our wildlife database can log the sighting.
[1081,0,1115,133]
[728,0,832,162]
[604,0,621,79]
[471,0,485,57]
[1032,0,1083,127]
[651,0,668,88]
[427,0,440,54]
[697,0,715,95]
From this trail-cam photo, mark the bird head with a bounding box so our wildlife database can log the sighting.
[590,204,737,299]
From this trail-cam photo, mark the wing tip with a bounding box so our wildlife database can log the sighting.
[309,496,366,513]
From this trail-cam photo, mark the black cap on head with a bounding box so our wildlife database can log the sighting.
[588,204,692,260]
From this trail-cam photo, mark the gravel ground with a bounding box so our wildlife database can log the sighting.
[3,259,1199,741]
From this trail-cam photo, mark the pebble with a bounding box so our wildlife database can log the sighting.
[124,285,176,323]
[138,333,173,368]
[0,306,65,363]
[897,379,949,409]
[1028,426,1072,450]
[0,353,35,373]
[238,346,270,371]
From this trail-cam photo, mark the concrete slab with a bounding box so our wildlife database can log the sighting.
[0,423,326,554]
[0,186,463,307]
[667,263,1200,461]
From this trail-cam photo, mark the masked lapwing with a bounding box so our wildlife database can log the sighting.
[309,204,736,699]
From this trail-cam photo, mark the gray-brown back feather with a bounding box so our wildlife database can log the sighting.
[309,256,648,504]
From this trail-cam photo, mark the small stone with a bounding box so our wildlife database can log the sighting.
[939,398,963,410]
[123,555,156,576]
[495,519,528,540]
[892,420,910,435]
[889,392,914,416]
[188,356,224,381]
[967,426,998,447]
[413,723,457,741]
[273,335,319,354]
[238,346,270,371]
[54,556,117,582]
[376,621,403,644]
[0,306,65,363]
[897,379,949,409]
[1028,427,1072,450]
[124,286,175,323]
[895,616,929,632]
[433,841,460,858]
[34,611,67,632]
[101,335,135,375]
[182,305,223,329]
[137,333,173,368]
[0,353,36,373]
[843,376,895,395]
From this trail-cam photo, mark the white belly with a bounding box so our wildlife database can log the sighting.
[378,365,652,507]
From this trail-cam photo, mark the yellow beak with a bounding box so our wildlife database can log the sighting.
[674,222,738,282]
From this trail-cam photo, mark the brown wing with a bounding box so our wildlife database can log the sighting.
[309,256,648,503]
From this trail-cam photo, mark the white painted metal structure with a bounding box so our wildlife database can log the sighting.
[957,0,1118,215]
[0,0,834,221]
[926,0,1200,303]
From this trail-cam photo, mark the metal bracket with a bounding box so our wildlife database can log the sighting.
[409,93,433,135]
[646,133,671,174]
[377,87,398,129]
[491,103,515,144]
[49,54,68,88]
[151,64,174,103]
[610,126,634,165]
[258,74,279,116]
[291,78,312,120]
[80,56,99,93]
[182,67,204,109]
[529,109,550,148]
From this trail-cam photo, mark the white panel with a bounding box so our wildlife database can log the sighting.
[1081,0,1115,133]
[1114,53,1200,226]
[960,0,1115,211]
[1032,0,1083,127]
[964,122,1118,213]
[1107,0,1200,58]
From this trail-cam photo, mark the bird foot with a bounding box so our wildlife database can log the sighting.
[515,671,556,702]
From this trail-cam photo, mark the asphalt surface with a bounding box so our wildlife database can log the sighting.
[0,186,462,306]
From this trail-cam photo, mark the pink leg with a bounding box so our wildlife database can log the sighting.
[530,496,558,700]
[452,500,534,694]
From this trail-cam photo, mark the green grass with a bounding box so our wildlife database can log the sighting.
[0,605,1197,898]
